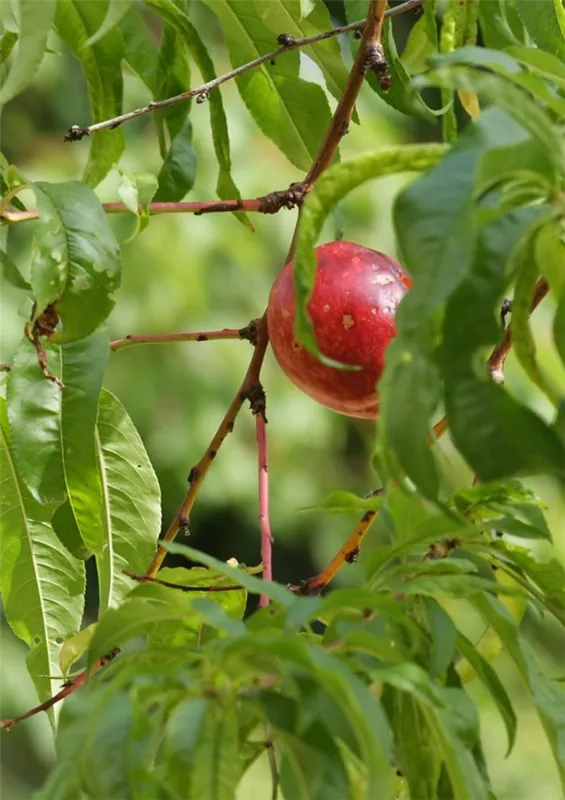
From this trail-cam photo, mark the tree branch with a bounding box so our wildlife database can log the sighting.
[1,186,307,225]
[145,316,270,577]
[62,0,423,141]
[110,320,258,352]
[256,410,274,608]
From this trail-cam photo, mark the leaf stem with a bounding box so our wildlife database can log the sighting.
[488,277,550,385]
[256,411,274,608]
[124,572,244,592]
[61,0,424,141]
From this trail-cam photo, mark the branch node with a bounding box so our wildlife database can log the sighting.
[276,33,295,47]
[239,319,259,345]
[258,183,306,214]
[65,125,90,142]
[187,467,199,485]
[245,384,267,419]
[197,89,210,104]
[364,42,391,90]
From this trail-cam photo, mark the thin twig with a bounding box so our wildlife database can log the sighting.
[0,187,307,225]
[110,321,258,352]
[256,412,274,608]
[488,277,549,384]
[62,0,424,141]
[124,572,244,592]
[145,316,270,577]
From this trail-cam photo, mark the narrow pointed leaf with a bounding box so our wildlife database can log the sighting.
[95,389,161,612]
[0,398,85,710]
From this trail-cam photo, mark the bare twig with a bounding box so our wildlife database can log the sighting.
[124,572,244,592]
[1,187,307,225]
[62,0,424,141]
[110,320,258,352]
[488,277,549,385]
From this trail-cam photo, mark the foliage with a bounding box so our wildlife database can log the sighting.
[1,1,564,798]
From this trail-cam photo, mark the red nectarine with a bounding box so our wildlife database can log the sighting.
[267,241,410,419]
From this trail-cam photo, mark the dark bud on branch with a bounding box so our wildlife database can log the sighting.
[363,43,391,91]
[196,89,210,104]
[276,33,295,47]
[65,125,89,142]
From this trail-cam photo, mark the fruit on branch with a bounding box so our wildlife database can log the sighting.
[267,241,410,419]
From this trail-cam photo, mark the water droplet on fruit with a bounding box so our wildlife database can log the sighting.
[374,274,393,285]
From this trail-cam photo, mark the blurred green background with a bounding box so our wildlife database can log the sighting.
[1,3,564,798]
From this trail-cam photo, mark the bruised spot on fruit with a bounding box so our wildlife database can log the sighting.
[267,240,410,419]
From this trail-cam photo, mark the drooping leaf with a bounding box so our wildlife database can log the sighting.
[442,206,565,482]
[146,0,250,225]
[1,248,31,291]
[0,0,56,109]
[456,631,517,756]
[477,0,526,50]
[278,722,352,800]
[188,702,241,800]
[202,0,332,171]
[30,180,122,342]
[423,597,457,677]
[95,389,162,612]
[258,0,351,103]
[83,0,133,48]
[0,398,85,712]
[55,0,124,186]
[472,594,565,791]
[153,21,192,154]
[514,0,565,60]
[59,624,96,676]
[391,690,441,800]
[154,117,197,202]
[300,490,383,514]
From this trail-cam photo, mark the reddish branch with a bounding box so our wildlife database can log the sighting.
[1,187,307,225]
[488,277,550,384]
[110,320,258,352]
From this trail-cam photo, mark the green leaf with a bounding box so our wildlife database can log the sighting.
[456,630,517,756]
[0,29,18,64]
[164,541,296,607]
[505,45,565,88]
[472,594,565,791]
[423,597,457,677]
[52,500,91,560]
[392,690,441,800]
[387,111,522,495]
[278,723,352,800]
[166,698,210,798]
[6,337,66,505]
[301,490,383,514]
[154,118,197,202]
[95,389,162,612]
[119,5,160,90]
[293,143,447,358]
[202,0,332,171]
[536,219,565,299]
[346,3,438,119]
[306,647,394,800]
[146,0,250,226]
[7,331,110,541]
[153,21,191,153]
[0,398,85,712]
[514,0,565,60]
[156,566,246,621]
[188,702,241,800]
[59,624,96,676]
[477,0,526,49]
[258,0,351,104]
[83,0,132,48]
[401,14,437,75]
[442,207,565,482]
[30,180,122,342]
[55,0,124,187]
[555,291,565,368]
[0,0,56,108]
[1,249,31,290]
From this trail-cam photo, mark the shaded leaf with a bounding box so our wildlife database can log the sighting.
[301,490,383,514]
[95,389,162,612]
[83,0,133,48]
[514,0,565,60]
[0,398,85,711]
[1,249,31,291]
[55,0,124,186]
[202,0,332,171]
[154,118,197,202]
[30,180,122,342]
[0,0,56,108]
